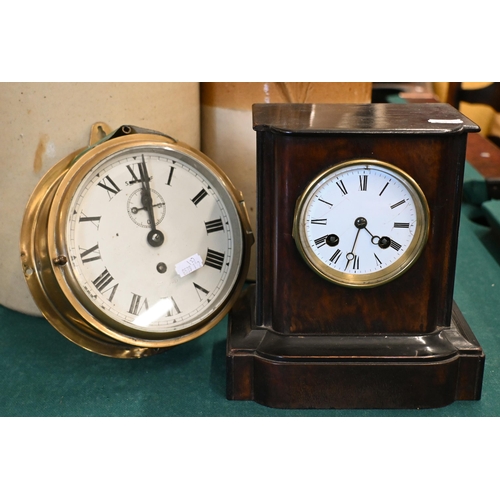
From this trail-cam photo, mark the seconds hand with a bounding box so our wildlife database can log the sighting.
[139,155,164,247]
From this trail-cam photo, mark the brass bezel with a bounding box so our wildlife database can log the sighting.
[292,159,430,288]
[20,128,253,358]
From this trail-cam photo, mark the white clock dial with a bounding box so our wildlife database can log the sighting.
[293,160,429,287]
[57,144,245,342]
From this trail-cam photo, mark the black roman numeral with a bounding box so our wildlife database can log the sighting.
[374,253,382,265]
[191,188,208,206]
[336,180,348,195]
[314,236,327,248]
[379,182,389,196]
[345,254,359,271]
[80,244,101,263]
[359,175,368,191]
[164,296,181,316]
[193,282,210,301]
[329,249,342,264]
[311,218,327,225]
[129,294,149,315]
[166,166,175,186]
[353,255,360,270]
[390,240,402,251]
[205,249,225,270]
[394,222,410,228]
[318,198,333,207]
[79,214,101,227]
[205,218,224,234]
[126,164,141,184]
[92,269,118,301]
[391,199,406,209]
[97,175,121,199]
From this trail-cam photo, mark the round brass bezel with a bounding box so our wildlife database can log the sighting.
[21,131,253,357]
[293,159,430,288]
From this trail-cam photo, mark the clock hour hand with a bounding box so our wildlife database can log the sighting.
[139,156,165,247]
[363,227,391,249]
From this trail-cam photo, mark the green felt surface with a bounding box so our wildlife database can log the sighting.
[463,161,490,206]
[2,198,500,416]
[482,198,500,236]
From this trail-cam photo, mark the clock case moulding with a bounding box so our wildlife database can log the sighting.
[226,103,485,410]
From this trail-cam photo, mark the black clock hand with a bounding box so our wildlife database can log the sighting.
[139,156,164,247]
[363,226,391,249]
[345,227,362,271]
[345,216,373,270]
[130,202,165,215]
[139,157,156,226]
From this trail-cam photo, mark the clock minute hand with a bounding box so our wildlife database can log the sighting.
[345,216,371,270]
[139,158,156,227]
[345,227,361,271]
[139,156,165,247]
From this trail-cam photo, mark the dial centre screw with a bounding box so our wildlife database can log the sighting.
[354,217,367,229]
[147,229,165,247]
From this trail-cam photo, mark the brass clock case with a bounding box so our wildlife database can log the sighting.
[20,124,253,358]
[293,159,430,288]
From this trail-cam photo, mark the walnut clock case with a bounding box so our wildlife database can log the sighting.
[226,103,485,409]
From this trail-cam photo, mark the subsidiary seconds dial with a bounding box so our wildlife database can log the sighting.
[293,159,430,287]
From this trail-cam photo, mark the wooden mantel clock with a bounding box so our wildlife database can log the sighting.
[226,103,485,409]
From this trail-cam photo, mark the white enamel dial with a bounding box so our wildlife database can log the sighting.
[293,159,429,287]
[58,144,244,340]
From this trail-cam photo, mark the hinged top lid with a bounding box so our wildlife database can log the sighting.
[252,103,480,135]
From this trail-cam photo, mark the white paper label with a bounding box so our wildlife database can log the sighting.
[175,253,203,277]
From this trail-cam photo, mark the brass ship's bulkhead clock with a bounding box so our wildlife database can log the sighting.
[20,123,253,358]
